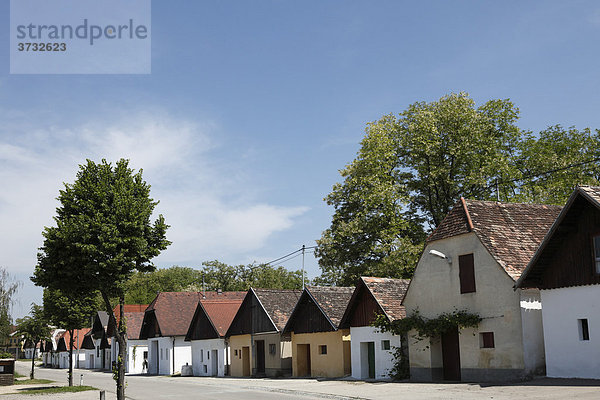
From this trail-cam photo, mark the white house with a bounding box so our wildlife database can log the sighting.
[339,277,409,380]
[140,291,245,375]
[516,186,600,379]
[403,198,561,382]
[185,298,243,376]
[56,329,90,369]
[107,304,148,374]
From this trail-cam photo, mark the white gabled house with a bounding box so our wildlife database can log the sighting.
[338,277,409,380]
[516,186,600,379]
[403,198,561,382]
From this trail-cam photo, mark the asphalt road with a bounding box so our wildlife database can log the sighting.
[13,361,600,400]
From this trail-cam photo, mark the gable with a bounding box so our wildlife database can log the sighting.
[518,190,600,289]
[339,282,386,329]
[283,290,335,333]
[139,310,161,339]
[185,303,219,341]
[226,290,278,336]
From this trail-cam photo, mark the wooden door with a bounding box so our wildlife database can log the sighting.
[256,340,265,374]
[441,327,461,381]
[367,342,375,379]
[242,346,250,376]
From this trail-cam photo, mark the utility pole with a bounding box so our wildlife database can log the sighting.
[301,245,305,289]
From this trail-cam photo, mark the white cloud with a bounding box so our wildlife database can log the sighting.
[0,110,308,277]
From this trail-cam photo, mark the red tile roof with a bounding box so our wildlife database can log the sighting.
[306,286,355,328]
[427,198,562,280]
[106,304,148,340]
[59,328,91,350]
[200,299,244,337]
[146,291,246,337]
[253,288,302,331]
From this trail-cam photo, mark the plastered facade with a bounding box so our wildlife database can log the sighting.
[349,326,400,380]
[291,330,351,378]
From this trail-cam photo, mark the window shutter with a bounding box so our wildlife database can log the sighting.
[459,253,476,294]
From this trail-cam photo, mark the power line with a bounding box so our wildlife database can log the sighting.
[265,246,316,266]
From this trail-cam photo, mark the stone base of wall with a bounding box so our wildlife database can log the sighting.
[0,375,14,386]
[410,367,527,383]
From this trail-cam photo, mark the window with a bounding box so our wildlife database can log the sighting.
[207,351,210,359]
[318,345,327,355]
[200,349,203,362]
[459,253,476,294]
[269,343,276,355]
[166,350,169,360]
[203,365,207,373]
[479,332,495,348]
[381,340,390,350]
[234,349,238,356]
[160,348,163,360]
[594,236,600,274]
[579,319,590,341]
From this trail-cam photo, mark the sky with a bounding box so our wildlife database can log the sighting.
[3,1,600,320]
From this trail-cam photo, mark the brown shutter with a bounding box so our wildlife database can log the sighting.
[480,332,495,348]
[459,253,476,294]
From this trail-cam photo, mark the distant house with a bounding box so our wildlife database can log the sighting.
[516,186,600,379]
[106,305,148,375]
[80,332,96,368]
[226,288,301,377]
[140,291,245,375]
[283,286,354,378]
[339,277,409,380]
[403,198,561,382]
[23,340,40,360]
[56,328,91,369]
[185,297,243,376]
[88,311,111,370]
[41,329,65,368]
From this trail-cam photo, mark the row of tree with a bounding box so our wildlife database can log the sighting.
[316,92,600,285]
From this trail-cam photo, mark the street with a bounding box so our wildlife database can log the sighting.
[10,362,600,400]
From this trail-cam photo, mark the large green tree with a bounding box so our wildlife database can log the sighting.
[317,93,600,285]
[43,289,96,386]
[32,159,170,400]
[16,304,50,379]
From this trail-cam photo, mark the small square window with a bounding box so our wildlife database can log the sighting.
[579,319,590,341]
[319,345,327,355]
[381,340,390,350]
[269,343,276,355]
[480,332,495,348]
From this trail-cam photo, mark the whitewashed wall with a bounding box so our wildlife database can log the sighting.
[111,339,148,374]
[541,285,600,379]
[190,338,228,376]
[349,326,400,380]
[147,336,191,375]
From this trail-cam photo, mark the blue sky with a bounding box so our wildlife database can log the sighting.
[3,1,600,319]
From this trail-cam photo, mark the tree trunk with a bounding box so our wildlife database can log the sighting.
[101,292,126,400]
[30,341,36,379]
[68,329,74,386]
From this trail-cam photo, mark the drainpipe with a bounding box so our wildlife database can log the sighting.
[172,337,175,375]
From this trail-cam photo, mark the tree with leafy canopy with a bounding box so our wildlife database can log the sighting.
[16,304,50,379]
[0,268,21,350]
[43,288,96,386]
[32,159,170,400]
[124,262,306,303]
[317,92,600,285]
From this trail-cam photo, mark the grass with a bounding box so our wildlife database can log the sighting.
[13,373,25,379]
[14,379,54,385]
[15,386,97,395]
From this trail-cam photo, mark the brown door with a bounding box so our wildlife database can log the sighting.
[296,344,311,376]
[242,346,250,376]
[442,327,461,381]
[256,340,265,374]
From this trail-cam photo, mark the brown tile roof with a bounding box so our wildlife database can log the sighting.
[253,289,302,331]
[106,305,148,339]
[200,300,244,337]
[361,277,410,320]
[428,198,562,281]
[306,286,355,328]
[146,291,246,337]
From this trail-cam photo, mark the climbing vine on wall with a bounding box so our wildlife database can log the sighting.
[374,309,482,380]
